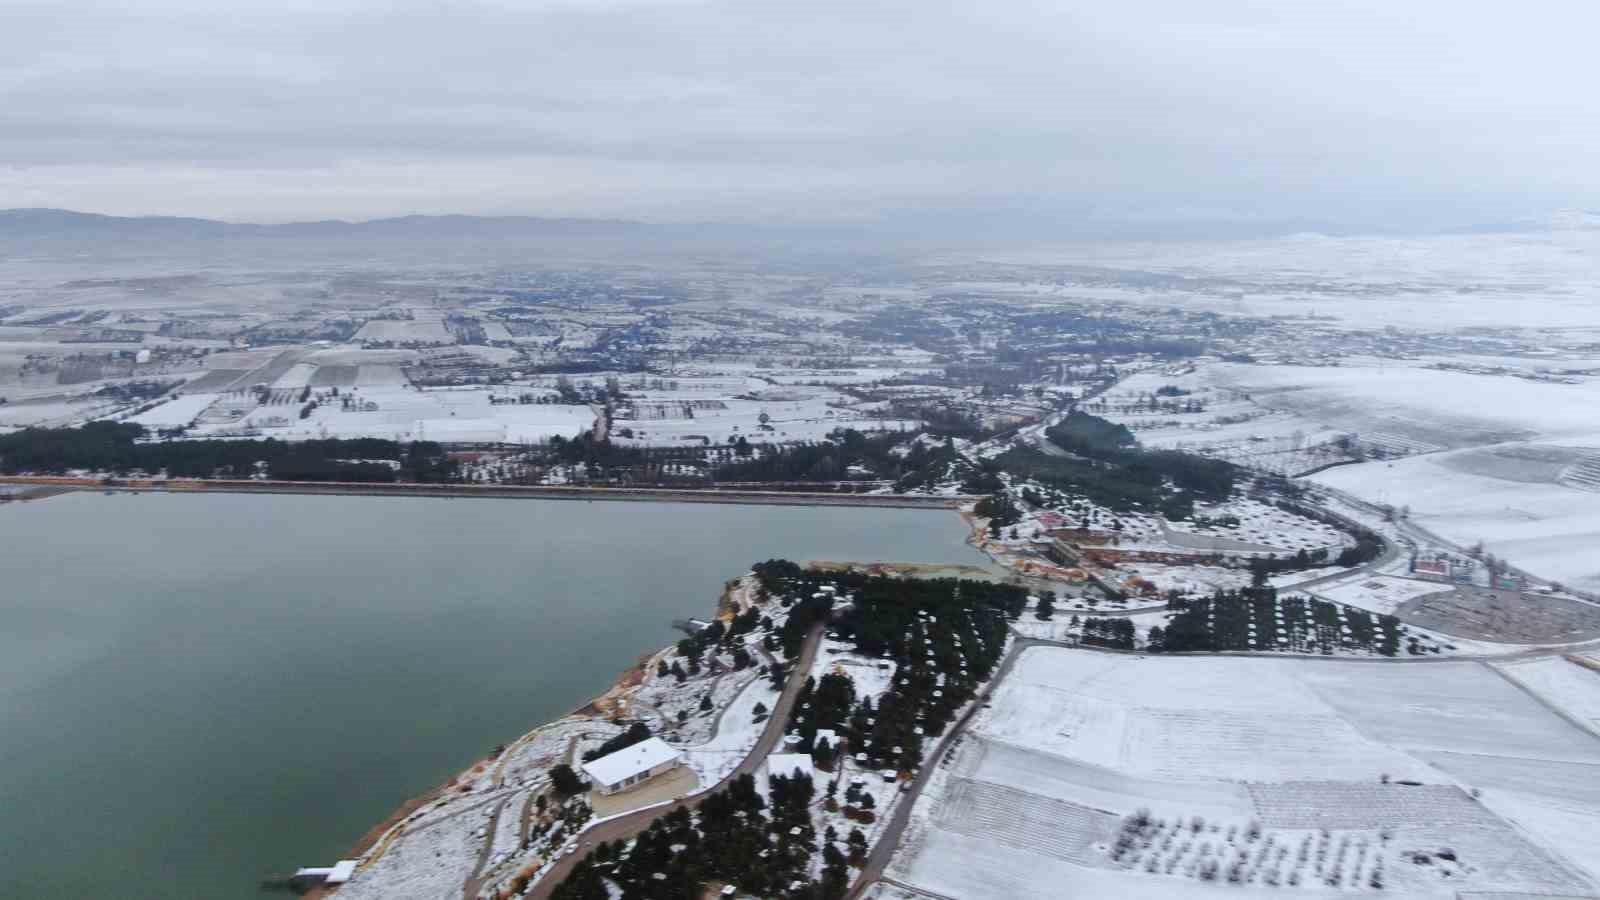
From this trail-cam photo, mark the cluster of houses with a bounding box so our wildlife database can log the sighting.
[1413,553,1525,591]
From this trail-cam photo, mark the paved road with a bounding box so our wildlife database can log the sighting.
[844,637,1034,900]
[523,623,824,899]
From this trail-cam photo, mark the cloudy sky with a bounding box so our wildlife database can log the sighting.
[1,0,1595,232]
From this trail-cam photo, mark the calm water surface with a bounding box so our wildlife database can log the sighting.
[0,492,986,899]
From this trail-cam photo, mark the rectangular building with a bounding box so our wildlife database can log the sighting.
[581,737,684,796]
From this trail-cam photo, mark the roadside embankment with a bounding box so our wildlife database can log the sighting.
[0,475,966,509]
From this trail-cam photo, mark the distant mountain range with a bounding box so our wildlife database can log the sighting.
[3,207,1596,246]
[1451,209,1600,235]
[0,208,678,241]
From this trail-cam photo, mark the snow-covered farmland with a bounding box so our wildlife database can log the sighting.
[186,385,596,444]
[1308,574,1451,616]
[1313,452,1600,593]
[889,646,1600,898]
[123,392,218,428]
[1493,656,1600,737]
[610,384,919,448]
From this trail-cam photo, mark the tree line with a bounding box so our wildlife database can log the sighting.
[991,410,1239,520]
[0,422,457,482]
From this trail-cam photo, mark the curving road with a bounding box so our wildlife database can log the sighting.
[844,636,1032,900]
[523,623,824,899]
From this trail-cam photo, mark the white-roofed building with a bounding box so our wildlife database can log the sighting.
[766,753,815,781]
[581,737,684,796]
[292,859,357,886]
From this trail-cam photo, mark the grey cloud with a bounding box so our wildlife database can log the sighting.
[0,0,1595,230]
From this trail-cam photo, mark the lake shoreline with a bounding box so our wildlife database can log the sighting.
[0,474,967,509]
[320,576,757,895]
[0,492,991,899]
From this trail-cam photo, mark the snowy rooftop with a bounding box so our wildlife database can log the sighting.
[581,737,681,787]
[766,753,815,780]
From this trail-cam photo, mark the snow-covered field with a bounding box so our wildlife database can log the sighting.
[1207,361,1600,448]
[889,646,1600,899]
[1493,656,1600,737]
[123,392,217,428]
[680,674,781,787]
[1313,453,1600,593]
[1093,357,1600,595]
[973,230,1600,333]
[1308,574,1452,616]
[611,383,920,448]
[186,386,596,444]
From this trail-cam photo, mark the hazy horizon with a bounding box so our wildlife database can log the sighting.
[4,1,1598,237]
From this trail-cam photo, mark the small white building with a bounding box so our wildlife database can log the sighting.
[766,753,815,781]
[581,737,684,795]
[293,860,357,886]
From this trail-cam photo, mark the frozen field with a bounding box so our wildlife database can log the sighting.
[1159,358,1600,592]
[1310,575,1453,616]
[889,647,1600,898]
[611,385,919,448]
[1208,362,1600,448]
[189,386,595,444]
[123,392,218,428]
[1494,657,1600,736]
[975,230,1600,333]
[1314,452,1600,593]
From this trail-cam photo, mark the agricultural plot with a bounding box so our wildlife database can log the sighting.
[178,368,249,392]
[1312,445,1600,597]
[1087,368,1352,477]
[353,317,454,344]
[184,385,596,444]
[1294,663,1600,764]
[610,385,919,448]
[1492,657,1600,736]
[123,392,218,428]
[1207,361,1600,450]
[931,777,1117,864]
[1394,586,1600,643]
[1310,575,1452,616]
[1157,591,1412,657]
[307,364,359,387]
[889,647,1600,898]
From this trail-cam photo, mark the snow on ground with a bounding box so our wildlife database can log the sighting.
[1294,661,1600,765]
[339,798,496,900]
[889,646,1600,899]
[1313,451,1600,593]
[353,316,453,344]
[971,231,1600,333]
[610,385,920,448]
[270,362,319,391]
[1008,609,1172,647]
[1209,361,1600,446]
[680,669,781,787]
[0,396,115,427]
[1308,574,1452,616]
[1493,656,1600,736]
[187,385,596,443]
[122,392,217,428]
